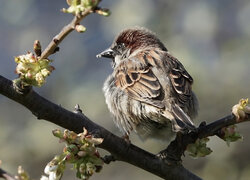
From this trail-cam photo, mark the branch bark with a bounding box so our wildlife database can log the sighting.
[160,114,243,162]
[0,75,203,180]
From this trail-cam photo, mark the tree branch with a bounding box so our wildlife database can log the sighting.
[161,114,248,162]
[0,75,203,180]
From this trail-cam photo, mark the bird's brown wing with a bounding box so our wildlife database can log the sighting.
[166,53,193,104]
[115,58,165,109]
[165,53,195,129]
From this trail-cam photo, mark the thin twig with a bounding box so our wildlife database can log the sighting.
[40,7,94,60]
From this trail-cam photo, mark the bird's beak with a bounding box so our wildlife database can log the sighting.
[96,48,114,59]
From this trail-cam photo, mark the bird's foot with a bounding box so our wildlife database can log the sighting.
[157,149,167,159]
[157,149,182,165]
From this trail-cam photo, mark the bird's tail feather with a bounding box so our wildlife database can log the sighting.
[172,104,196,131]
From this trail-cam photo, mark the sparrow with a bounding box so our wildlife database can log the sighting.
[97,27,198,141]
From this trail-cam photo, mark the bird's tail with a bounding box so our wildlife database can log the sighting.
[171,104,196,132]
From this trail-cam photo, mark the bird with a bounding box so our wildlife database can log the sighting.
[97,27,198,141]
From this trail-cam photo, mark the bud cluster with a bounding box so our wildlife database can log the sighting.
[42,128,103,180]
[220,125,243,146]
[62,0,110,17]
[186,138,212,158]
[14,52,54,87]
[62,0,98,15]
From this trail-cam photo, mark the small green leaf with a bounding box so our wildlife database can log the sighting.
[187,138,213,158]
[221,125,243,146]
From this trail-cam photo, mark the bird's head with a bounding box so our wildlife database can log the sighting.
[96,27,167,68]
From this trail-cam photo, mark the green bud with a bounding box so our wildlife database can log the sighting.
[83,0,98,8]
[96,8,111,16]
[35,72,45,86]
[62,6,76,14]
[75,24,86,33]
[67,144,79,154]
[86,162,95,175]
[41,69,50,77]
[33,40,41,56]
[80,143,90,151]
[86,137,103,145]
[187,138,212,158]
[89,156,103,166]
[77,151,87,157]
[66,0,72,5]
[79,163,86,173]
[221,125,243,146]
[52,129,63,138]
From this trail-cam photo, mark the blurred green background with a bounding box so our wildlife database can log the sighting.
[0,0,250,179]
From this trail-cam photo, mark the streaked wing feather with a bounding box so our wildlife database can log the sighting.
[115,59,164,109]
[172,104,195,130]
[163,52,196,130]
[166,53,193,104]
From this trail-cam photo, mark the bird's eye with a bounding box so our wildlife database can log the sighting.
[116,43,124,50]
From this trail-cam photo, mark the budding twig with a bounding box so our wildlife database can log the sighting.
[40,7,93,60]
[160,112,250,162]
